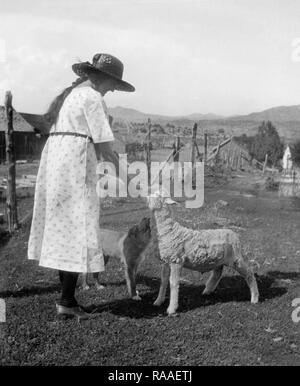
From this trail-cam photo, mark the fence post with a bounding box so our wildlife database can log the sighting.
[191,123,197,166]
[174,136,180,162]
[190,123,198,187]
[147,118,151,187]
[263,153,268,174]
[239,150,243,170]
[231,147,237,170]
[226,140,232,168]
[204,132,208,162]
[5,91,19,233]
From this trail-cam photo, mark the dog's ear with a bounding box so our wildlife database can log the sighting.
[128,225,138,238]
[139,217,150,232]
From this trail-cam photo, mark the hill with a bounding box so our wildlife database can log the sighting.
[108,106,223,122]
[228,104,300,122]
[0,104,299,142]
[109,105,300,142]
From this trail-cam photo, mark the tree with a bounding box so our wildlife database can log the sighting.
[234,134,255,156]
[250,121,283,166]
[292,140,300,166]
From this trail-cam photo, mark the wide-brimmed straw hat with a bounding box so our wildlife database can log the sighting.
[72,53,135,92]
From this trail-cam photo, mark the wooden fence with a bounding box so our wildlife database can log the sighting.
[279,169,300,198]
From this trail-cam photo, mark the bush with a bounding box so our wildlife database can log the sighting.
[234,121,284,167]
[251,121,284,166]
[292,141,300,166]
[265,176,279,191]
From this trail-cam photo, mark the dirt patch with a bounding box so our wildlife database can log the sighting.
[0,171,300,365]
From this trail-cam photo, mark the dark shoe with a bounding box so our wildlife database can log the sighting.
[56,304,90,319]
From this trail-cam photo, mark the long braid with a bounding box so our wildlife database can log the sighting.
[45,76,88,128]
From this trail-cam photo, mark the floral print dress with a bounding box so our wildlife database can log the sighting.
[28,86,114,273]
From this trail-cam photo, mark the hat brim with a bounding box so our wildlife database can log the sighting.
[72,62,135,92]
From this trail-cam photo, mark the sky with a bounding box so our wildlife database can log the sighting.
[0,0,300,116]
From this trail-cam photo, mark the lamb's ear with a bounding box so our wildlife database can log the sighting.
[140,217,150,231]
[165,197,178,205]
[128,225,138,238]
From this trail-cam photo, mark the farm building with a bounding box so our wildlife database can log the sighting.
[282,143,300,171]
[0,107,47,163]
[0,107,125,162]
[282,145,293,171]
[279,144,300,197]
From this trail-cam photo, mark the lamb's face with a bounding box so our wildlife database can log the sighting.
[147,189,177,211]
[147,193,164,210]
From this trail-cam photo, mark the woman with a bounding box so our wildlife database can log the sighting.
[28,53,134,318]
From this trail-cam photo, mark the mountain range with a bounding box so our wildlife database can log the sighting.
[108,104,300,123]
[108,104,300,142]
[229,104,300,122]
[108,106,224,122]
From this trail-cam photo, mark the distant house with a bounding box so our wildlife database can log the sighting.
[0,107,47,163]
[280,144,300,197]
[0,107,126,163]
[282,145,294,171]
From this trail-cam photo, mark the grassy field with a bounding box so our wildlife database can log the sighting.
[0,166,300,365]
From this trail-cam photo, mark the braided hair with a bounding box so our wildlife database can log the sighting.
[45,76,88,127]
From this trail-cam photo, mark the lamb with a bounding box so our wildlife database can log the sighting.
[147,190,259,315]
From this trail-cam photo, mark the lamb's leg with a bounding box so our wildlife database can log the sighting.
[203,266,224,295]
[167,263,182,315]
[232,258,259,304]
[125,263,141,301]
[132,262,142,300]
[81,273,90,290]
[153,263,170,306]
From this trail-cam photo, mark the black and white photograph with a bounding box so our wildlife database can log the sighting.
[0,0,300,369]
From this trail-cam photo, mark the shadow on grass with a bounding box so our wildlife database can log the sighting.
[89,271,294,319]
[264,271,300,280]
[0,229,11,248]
[1,270,298,319]
[0,283,61,298]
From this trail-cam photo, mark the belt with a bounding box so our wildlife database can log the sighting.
[49,132,93,142]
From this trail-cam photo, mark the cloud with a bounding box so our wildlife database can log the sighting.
[0,1,300,115]
[0,42,74,112]
[0,11,192,113]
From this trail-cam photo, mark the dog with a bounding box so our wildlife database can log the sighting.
[81,217,151,300]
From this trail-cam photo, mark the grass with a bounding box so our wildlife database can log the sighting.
[0,168,300,365]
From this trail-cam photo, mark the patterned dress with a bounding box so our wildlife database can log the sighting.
[28,86,114,273]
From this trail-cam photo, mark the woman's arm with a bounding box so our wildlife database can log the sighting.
[94,142,127,178]
[95,142,149,194]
